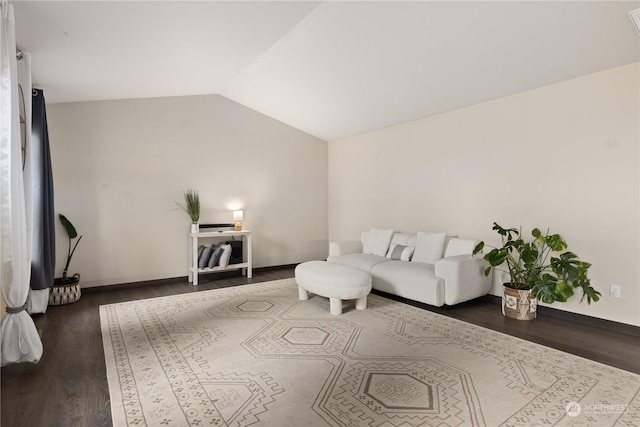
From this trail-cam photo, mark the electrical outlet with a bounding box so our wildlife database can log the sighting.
[610,284,621,298]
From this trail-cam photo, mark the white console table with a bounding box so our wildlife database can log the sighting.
[188,230,252,286]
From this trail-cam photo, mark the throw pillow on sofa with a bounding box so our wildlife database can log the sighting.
[386,243,415,261]
[363,228,394,256]
[444,238,479,257]
[411,231,446,263]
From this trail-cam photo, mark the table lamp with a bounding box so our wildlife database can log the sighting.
[233,210,244,231]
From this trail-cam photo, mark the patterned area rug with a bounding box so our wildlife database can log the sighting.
[100,278,640,426]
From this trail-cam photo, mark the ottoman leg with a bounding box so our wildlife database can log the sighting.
[298,286,309,301]
[330,298,343,315]
[355,296,367,310]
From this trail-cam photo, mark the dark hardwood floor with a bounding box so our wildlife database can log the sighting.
[2,266,638,427]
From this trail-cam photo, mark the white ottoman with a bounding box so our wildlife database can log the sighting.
[295,261,372,315]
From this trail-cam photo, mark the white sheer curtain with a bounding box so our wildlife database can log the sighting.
[0,1,42,365]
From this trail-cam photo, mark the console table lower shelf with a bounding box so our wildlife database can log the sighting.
[188,230,252,286]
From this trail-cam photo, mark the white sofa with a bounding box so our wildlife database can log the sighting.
[327,229,491,307]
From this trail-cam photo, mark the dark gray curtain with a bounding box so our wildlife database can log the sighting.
[30,88,55,290]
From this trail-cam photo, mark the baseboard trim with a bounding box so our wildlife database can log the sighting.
[82,264,299,294]
[371,289,639,338]
[82,266,638,338]
[82,275,189,293]
[479,294,640,337]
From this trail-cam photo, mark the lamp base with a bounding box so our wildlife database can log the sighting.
[234,221,243,231]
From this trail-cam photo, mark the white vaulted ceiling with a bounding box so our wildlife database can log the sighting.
[13,1,640,141]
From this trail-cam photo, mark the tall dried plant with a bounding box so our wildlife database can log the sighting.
[178,189,200,223]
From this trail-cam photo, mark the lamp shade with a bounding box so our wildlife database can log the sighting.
[233,210,244,222]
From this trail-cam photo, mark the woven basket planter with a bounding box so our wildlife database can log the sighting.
[502,285,537,320]
[49,274,81,306]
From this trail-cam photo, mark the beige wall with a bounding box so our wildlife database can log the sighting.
[329,63,640,326]
[48,94,328,287]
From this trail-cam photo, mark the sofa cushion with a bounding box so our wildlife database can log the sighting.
[362,228,394,256]
[389,232,415,247]
[444,238,479,257]
[371,260,444,307]
[411,231,446,264]
[372,259,436,282]
[386,243,415,261]
[327,253,390,273]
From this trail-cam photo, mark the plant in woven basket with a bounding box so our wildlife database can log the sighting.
[177,189,200,223]
[59,213,82,281]
[473,222,601,305]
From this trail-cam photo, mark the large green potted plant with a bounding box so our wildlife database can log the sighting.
[50,214,83,305]
[473,223,601,320]
[178,189,200,232]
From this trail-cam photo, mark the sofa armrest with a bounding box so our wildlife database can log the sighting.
[435,254,491,306]
[329,240,363,257]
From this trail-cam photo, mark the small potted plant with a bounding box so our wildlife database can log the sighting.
[50,214,82,305]
[178,189,200,232]
[473,222,601,320]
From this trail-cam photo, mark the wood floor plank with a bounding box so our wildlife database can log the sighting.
[2,266,638,427]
